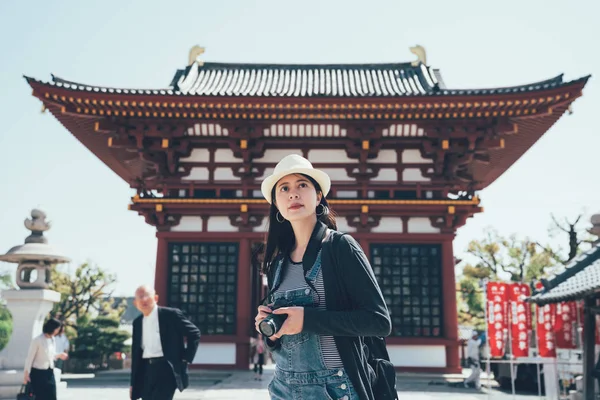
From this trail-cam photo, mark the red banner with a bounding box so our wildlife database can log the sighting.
[536,303,557,357]
[486,282,508,357]
[555,302,577,349]
[509,283,532,357]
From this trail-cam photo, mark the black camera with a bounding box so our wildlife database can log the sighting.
[258,313,288,337]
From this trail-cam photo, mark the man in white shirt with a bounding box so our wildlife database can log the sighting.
[54,326,70,371]
[464,331,482,389]
[129,285,201,400]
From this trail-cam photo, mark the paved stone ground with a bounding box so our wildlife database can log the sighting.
[56,366,544,400]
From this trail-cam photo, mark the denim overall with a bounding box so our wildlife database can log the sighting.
[266,252,359,400]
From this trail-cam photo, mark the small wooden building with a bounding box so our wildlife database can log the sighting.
[529,242,600,399]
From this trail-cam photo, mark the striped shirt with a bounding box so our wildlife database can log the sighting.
[274,256,343,368]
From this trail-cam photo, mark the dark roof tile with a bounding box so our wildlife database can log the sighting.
[529,243,600,304]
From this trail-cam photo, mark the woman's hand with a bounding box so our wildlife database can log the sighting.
[270,307,304,339]
[254,305,273,333]
[23,371,30,384]
[57,352,68,361]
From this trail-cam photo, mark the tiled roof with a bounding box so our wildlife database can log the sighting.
[528,243,600,305]
[171,62,443,96]
[25,64,589,98]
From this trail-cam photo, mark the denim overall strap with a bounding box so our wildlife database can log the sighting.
[271,258,285,292]
[304,251,322,283]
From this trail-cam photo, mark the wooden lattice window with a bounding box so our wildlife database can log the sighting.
[168,243,238,335]
[370,243,443,337]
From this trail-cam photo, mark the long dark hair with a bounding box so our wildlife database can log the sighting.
[262,174,337,274]
[42,318,62,335]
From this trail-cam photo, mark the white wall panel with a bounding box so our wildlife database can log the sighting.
[207,216,237,232]
[371,217,403,233]
[182,167,209,181]
[180,148,209,162]
[387,345,446,367]
[408,218,440,234]
[171,216,203,232]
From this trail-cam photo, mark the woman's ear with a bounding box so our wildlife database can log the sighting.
[317,192,323,203]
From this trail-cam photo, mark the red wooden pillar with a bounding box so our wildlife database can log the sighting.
[155,234,169,306]
[441,239,460,372]
[235,238,251,369]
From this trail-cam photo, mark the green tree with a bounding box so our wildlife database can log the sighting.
[538,213,594,264]
[457,227,560,329]
[466,228,558,282]
[0,305,13,351]
[49,262,119,332]
[456,264,489,330]
[71,314,130,369]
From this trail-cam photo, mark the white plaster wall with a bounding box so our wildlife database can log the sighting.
[171,216,203,232]
[214,149,236,162]
[182,167,209,181]
[192,343,236,364]
[374,169,397,181]
[371,217,403,233]
[402,168,430,182]
[207,216,237,232]
[387,345,446,367]
[180,148,209,162]
[255,167,274,180]
[319,168,353,181]
[402,149,430,163]
[308,149,353,163]
[336,190,358,199]
[335,218,356,233]
[253,216,270,233]
[255,150,303,163]
[371,149,397,163]
[408,218,441,234]
[213,168,237,181]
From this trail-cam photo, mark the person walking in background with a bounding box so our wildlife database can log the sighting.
[129,284,201,400]
[464,331,482,389]
[23,318,69,400]
[251,333,266,380]
[54,325,69,371]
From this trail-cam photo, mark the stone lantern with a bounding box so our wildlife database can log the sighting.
[0,209,70,398]
[588,213,600,243]
[0,209,70,288]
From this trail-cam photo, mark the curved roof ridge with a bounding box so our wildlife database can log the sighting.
[441,74,564,92]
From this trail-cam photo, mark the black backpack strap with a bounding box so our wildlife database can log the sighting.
[328,231,398,400]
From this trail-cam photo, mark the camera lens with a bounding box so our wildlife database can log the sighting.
[258,313,288,337]
[259,319,276,337]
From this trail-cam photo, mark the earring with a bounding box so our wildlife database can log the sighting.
[316,204,326,216]
[276,211,285,223]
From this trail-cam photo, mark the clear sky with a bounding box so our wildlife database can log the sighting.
[0,0,598,296]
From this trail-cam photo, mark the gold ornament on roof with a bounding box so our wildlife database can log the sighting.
[410,45,427,66]
[189,45,206,66]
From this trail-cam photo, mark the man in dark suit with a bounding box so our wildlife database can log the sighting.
[130,285,201,400]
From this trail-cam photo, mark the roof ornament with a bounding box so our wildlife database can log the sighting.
[188,45,206,67]
[410,45,427,66]
[589,213,600,243]
[25,209,51,236]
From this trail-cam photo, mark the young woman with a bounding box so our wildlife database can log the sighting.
[254,154,392,400]
[23,318,69,400]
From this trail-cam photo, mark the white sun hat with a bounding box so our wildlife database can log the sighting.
[260,154,331,204]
